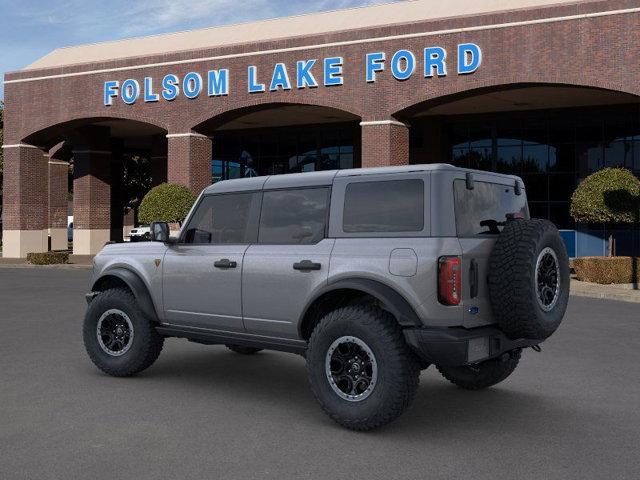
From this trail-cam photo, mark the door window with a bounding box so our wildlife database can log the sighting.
[183,193,260,244]
[258,188,329,244]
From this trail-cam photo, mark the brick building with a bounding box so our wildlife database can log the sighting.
[3,0,640,257]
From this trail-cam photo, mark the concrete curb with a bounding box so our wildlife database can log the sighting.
[570,279,640,304]
[0,263,92,270]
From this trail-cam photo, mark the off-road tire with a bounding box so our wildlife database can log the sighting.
[488,219,570,340]
[307,305,420,431]
[225,344,263,355]
[83,287,164,376]
[437,349,521,390]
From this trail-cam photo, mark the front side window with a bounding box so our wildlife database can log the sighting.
[183,193,260,244]
[258,188,329,244]
[454,180,529,236]
[343,179,424,233]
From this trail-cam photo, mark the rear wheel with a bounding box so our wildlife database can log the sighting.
[225,344,263,355]
[83,288,164,376]
[307,305,420,431]
[437,349,521,390]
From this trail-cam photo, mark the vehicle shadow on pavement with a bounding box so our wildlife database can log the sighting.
[115,343,572,435]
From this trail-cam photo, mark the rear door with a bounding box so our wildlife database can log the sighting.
[242,187,333,339]
[162,192,261,332]
[453,178,529,328]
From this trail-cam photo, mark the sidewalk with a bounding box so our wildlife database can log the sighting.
[571,278,640,304]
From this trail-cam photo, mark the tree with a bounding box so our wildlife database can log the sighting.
[570,167,640,255]
[138,183,196,225]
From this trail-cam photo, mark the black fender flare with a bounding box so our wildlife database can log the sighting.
[92,267,159,321]
[299,278,422,330]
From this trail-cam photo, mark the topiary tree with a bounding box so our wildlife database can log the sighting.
[570,168,640,256]
[138,183,196,225]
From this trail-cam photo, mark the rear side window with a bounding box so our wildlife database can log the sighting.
[343,179,424,233]
[454,180,529,236]
[183,193,260,244]
[259,188,329,244]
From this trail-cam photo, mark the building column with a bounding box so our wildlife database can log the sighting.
[1,144,49,258]
[360,120,410,168]
[72,151,112,257]
[167,133,212,195]
[151,134,168,187]
[48,159,69,251]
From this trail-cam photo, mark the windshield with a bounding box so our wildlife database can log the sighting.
[454,179,529,236]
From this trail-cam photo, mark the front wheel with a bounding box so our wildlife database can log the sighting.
[306,305,420,431]
[83,288,164,376]
[436,349,521,390]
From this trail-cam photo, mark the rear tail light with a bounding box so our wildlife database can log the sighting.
[438,256,461,306]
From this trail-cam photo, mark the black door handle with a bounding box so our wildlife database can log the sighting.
[469,259,479,299]
[214,258,237,269]
[293,260,321,271]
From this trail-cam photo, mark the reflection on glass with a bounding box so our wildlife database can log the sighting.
[444,106,640,229]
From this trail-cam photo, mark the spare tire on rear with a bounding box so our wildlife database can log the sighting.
[488,218,570,340]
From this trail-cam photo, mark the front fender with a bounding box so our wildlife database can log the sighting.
[91,267,159,321]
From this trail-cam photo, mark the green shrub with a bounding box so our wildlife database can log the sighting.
[570,168,640,224]
[27,251,69,265]
[138,183,196,225]
[573,256,640,284]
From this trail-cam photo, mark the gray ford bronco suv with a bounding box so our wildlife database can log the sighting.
[84,164,570,430]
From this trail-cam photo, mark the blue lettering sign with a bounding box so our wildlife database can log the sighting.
[390,50,415,81]
[248,66,265,93]
[183,72,203,99]
[144,77,159,102]
[424,47,447,77]
[366,52,385,83]
[121,79,140,104]
[104,80,119,106]
[458,43,482,74]
[208,69,229,96]
[161,74,179,101]
[324,57,343,86]
[270,63,292,91]
[296,60,318,89]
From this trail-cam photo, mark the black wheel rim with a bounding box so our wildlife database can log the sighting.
[535,247,560,312]
[96,309,134,356]
[325,336,378,402]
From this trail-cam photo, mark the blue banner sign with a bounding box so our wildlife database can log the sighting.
[104,43,481,106]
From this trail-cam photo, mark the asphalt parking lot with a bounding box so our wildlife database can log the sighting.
[1,267,639,480]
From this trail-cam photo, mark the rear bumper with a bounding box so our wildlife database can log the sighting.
[403,325,540,367]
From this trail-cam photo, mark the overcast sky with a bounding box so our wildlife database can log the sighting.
[0,0,398,100]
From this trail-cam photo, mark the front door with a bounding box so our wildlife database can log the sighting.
[242,187,333,339]
[162,191,261,332]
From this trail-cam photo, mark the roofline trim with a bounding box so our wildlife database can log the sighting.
[360,120,409,127]
[1,143,42,149]
[4,6,639,86]
[165,133,212,139]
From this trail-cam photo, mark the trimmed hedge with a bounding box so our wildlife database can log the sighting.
[573,256,640,284]
[570,168,640,224]
[138,183,196,225]
[27,251,69,265]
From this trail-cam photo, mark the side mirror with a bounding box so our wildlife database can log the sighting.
[150,221,170,243]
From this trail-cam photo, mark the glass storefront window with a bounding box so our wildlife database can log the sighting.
[211,122,358,183]
[440,104,640,229]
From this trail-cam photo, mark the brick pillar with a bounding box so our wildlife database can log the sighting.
[48,159,69,251]
[72,149,112,255]
[1,144,49,258]
[151,134,168,187]
[167,133,212,194]
[360,120,410,168]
